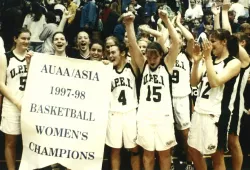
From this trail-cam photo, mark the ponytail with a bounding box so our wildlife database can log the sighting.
[227,35,239,57]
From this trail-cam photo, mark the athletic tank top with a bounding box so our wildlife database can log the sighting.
[172,52,192,97]
[230,64,250,133]
[137,60,174,124]
[110,63,138,112]
[194,56,239,117]
[2,51,28,117]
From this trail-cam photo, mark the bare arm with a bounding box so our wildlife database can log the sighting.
[124,12,145,73]
[0,54,22,110]
[238,45,250,68]
[56,11,72,32]
[175,11,194,56]
[139,24,169,53]
[221,3,232,34]
[160,10,181,74]
[203,40,241,88]
[190,43,204,86]
[211,3,221,30]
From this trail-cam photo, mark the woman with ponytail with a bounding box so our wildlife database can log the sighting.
[188,2,243,167]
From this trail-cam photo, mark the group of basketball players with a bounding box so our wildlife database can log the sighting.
[0,2,250,170]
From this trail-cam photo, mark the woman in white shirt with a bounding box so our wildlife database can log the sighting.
[23,2,46,52]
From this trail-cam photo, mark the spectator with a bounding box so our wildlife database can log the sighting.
[145,0,157,16]
[229,0,246,23]
[40,11,58,54]
[23,2,47,52]
[126,0,144,20]
[102,2,120,39]
[80,0,97,36]
[184,0,203,22]
[66,0,77,24]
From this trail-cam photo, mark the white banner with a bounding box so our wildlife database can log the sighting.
[19,54,112,170]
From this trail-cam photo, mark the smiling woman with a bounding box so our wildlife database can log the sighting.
[0,27,31,170]
[89,40,104,61]
[52,32,68,57]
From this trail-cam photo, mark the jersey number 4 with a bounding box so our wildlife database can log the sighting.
[118,90,127,105]
[19,76,27,91]
[146,85,162,102]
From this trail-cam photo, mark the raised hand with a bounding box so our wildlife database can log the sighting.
[222,1,231,11]
[175,11,181,24]
[158,9,168,20]
[201,38,213,60]
[122,12,135,25]
[62,10,73,20]
[192,42,203,62]
[211,3,221,15]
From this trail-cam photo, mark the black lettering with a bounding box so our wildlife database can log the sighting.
[81,132,88,141]
[80,152,87,160]
[10,69,16,78]
[35,125,45,134]
[40,147,48,156]
[72,151,79,159]
[114,78,119,87]
[153,75,158,84]
[75,70,81,78]
[29,142,34,151]
[143,74,148,85]
[82,70,88,79]
[92,72,99,81]
[45,127,53,136]
[64,129,71,138]
[41,64,48,73]
[88,152,95,160]
[49,65,56,74]
[120,77,125,86]
[30,103,37,112]
[59,149,67,157]
[56,67,62,75]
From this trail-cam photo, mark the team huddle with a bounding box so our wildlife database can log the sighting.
[0,2,250,170]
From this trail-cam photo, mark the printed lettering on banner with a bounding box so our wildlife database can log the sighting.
[19,54,112,170]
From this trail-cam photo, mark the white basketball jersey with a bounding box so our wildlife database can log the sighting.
[110,63,138,112]
[172,52,192,97]
[195,56,239,117]
[137,60,174,124]
[2,51,28,117]
[230,64,250,133]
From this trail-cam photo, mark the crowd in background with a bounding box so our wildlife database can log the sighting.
[0,0,250,170]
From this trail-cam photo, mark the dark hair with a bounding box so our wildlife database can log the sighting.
[234,32,250,55]
[90,40,104,50]
[113,41,127,53]
[228,10,236,16]
[52,32,67,42]
[12,27,31,50]
[45,11,56,24]
[211,29,239,57]
[204,20,213,26]
[146,42,164,56]
[203,9,213,16]
[13,27,31,39]
[31,2,43,22]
